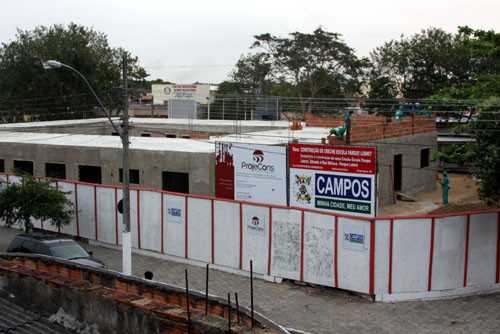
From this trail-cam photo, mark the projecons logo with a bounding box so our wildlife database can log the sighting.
[241,150,274,172]
[248,216,265,234]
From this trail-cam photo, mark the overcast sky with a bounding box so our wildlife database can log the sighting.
[1,0,499,84]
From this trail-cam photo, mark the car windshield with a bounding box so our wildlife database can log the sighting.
[49,243,89,260]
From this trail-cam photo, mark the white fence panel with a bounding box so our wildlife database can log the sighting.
[187,197,212,263]
[432,216,467,290]
[374,219,391,295]
[96,187,118,245]
[392,218,432,293]
[337,217,371,294]
[139,190,162,253]
[130,189,139,248]
[163,194,186,258]
[58,181,78,236]
[213,200,240,268]
[241,204,270,275]
[8,175,22,185]
[76,184,96,240]
[270,208,301,281]
[302,211,336,287]
[115,188,124,245]
[0,174,6,227]
[467,212,498,286]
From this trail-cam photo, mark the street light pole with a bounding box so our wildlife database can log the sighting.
[121,52,132,275]
[43,53,132,275]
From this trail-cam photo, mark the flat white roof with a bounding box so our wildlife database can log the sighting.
[210,126,329,145]
[0,131,214,153]
[0,118,111,129]
[0,117,292,131]
[129,117,291,128]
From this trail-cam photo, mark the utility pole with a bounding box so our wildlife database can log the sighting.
[121,51,132,275]
[151,95,155,118]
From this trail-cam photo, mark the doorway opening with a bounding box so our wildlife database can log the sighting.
[162,171,189,194]
[393,154,402,191]
[14,160,33,175]
[79,165,102,184]
[45,163,66,179]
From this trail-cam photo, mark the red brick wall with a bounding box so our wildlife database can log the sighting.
[307,112,436,143]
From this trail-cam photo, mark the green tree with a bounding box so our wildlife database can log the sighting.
[0,175,75,232]
[433,27,500,100]
[369,27,473,99]
[431,27,500,203]
[230,53,272,94]
[0,23,148,121]
[248,27,367,116]
[465,98,500,203]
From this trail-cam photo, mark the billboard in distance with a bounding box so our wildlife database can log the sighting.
[289,144,376,218]
[215,142,287,206]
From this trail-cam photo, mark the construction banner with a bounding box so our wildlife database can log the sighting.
[289,144,376,218]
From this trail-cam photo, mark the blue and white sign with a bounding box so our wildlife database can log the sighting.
[343,225,365,252]
[167,201,182,223]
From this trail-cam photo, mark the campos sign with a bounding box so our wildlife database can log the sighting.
[290,144,376,217]
[215,142,287,206]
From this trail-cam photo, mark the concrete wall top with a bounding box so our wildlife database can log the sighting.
[0,131,214,153]
[0,118,112,130]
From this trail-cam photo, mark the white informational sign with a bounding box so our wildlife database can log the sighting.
[289,144,376,218]
[152,84,210,105]
[343,225,365,252]
[166,201,182,223]
[247,213,266,236]
[215,142,287,206]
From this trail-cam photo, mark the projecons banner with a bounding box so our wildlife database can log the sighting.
[215,142,287,206]
[289,144,376,218]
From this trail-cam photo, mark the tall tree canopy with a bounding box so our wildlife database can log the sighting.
[433,26,500,100]
[229,52,272,95]
[369,27,474,99]
[432,27,500,203]
[0,23,148,121]
[231,27,367,116]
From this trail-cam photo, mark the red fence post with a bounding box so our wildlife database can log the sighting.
[115,188,119,245]
[161,193,164,254]
[389,219,394,294]
[300,210,305,282]
[334,216,339,289]
[464,214,470,287]
[74,183,80,237]
[137,190,141,249]
[185,197,188,258]
[267,207,273,276]
[496,212,500,283]
[211,199,215,264]
[428,218,436,291]
[369,219,376,295]
[94,185,98,241]
[239,203,243,270]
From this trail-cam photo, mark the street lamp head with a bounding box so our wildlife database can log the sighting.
[43,60,63,69]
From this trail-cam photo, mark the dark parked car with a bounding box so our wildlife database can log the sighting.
[7,232,106,269]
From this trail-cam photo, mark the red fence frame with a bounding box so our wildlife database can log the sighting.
[1,172,500,297]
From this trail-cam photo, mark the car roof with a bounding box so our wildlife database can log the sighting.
[15,233,75,244]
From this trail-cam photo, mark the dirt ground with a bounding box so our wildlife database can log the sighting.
[378,173,500,217]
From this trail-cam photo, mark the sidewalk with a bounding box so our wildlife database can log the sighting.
[2,226,500,333]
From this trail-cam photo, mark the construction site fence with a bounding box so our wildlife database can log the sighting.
[1,173,499,301]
